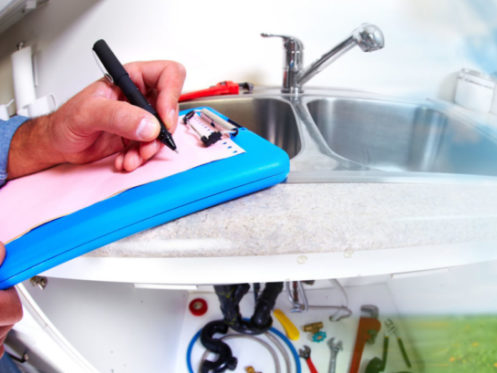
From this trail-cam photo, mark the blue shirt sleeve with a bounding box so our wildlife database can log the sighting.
[0,116,30,188]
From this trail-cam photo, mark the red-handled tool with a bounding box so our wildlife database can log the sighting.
[179,81,253,102]
[299,345,319,373]
[349,305,382,373]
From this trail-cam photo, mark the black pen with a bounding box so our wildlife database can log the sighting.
[92,39,177,152]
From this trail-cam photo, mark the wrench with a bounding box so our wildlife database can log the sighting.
[298,345,319,373]
[349,305,382,373]
[327,338,343,373]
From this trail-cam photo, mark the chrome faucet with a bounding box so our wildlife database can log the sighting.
[261,23,384,94]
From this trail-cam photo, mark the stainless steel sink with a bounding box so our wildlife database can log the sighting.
[307,97,497,177]
[179,89,497,183]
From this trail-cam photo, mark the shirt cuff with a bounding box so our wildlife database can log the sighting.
[0,116,30,188]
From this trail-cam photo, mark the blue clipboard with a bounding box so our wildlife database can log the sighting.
[0,107,290,289]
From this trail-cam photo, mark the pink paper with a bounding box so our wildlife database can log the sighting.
[0,116,244,243]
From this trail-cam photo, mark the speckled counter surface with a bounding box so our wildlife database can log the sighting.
[87,182,497,258]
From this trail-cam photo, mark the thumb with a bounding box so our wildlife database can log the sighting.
[83,97,161,142]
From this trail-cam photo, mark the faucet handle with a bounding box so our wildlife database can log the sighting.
[260,33,304,52]
[261,33,304,93]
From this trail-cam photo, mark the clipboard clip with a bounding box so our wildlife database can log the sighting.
[182,109,239,147]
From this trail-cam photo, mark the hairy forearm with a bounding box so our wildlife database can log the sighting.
[7,115,64,180]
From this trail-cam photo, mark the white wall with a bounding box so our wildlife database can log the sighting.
[0,0,495,110]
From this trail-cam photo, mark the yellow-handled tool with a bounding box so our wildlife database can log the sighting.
[273,308,300,340]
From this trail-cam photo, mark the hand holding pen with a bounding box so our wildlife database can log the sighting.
[93,39,178,153]
[7,58,185,179]
[104,59,185,171]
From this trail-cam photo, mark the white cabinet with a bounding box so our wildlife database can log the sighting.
[10,259,497,372]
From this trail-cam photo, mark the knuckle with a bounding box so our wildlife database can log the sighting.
[164,61,186,80]
[175,62,187,79]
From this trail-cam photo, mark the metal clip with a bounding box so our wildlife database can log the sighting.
[92,50,113,83]
[182,109,238,146]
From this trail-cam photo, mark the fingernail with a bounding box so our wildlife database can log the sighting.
[124,152,141,172]
[114,153,124,171]
[136,117,159,140]
[167,108,178,129]
[152,140,161,152]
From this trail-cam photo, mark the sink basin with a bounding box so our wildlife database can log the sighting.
[307,97,497,177]
[179,89,497,183]
[180,97,301,159]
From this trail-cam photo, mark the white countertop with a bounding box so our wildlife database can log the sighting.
[89,181,497,258]
[42,180,497,285]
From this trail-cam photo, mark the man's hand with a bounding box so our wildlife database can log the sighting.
[7,60,186,178]
[0,243,22,357]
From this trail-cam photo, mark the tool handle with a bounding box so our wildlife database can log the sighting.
[273,309,300,340]
[306,357,319,373]
[349,346,363,373]
[179,81,240,101]
[349,318,382,373]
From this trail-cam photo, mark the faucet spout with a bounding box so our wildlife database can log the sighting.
[351,23,385,52]
[262,24,384,94]
[296,23,384,90]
